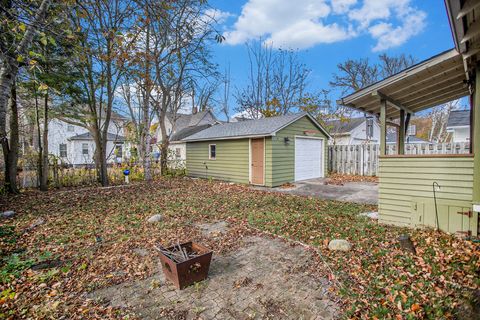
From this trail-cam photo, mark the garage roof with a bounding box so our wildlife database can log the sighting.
[183,112,330,142]
[337,49,469,120]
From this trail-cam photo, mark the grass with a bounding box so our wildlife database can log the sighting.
[0,177,478,319]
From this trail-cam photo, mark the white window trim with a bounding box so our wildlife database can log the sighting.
[209,144,216,160]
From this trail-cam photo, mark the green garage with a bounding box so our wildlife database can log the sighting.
[182,112,331,187]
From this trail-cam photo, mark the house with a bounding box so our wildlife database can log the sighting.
[386,132,430,144]
[337,0,479,236]
[446,109,470,142]
[182,112,331,187]
[152,109,219,165]
[326,117,380,145]
[48,112,128,166]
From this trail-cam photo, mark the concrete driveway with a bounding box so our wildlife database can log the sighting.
[257,178,378,205]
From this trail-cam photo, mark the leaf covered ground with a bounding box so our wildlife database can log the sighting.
[0,178,478,319]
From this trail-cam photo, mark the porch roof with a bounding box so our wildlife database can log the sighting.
[337,49,469,120]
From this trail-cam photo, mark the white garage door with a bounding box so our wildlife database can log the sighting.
[295,137,323,181]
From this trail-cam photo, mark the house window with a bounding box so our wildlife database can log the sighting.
[82,143,89,155]
[115,144,123,157]
[366,118,374,138]
[59,144,67,158]
[175,148,181,159]
[407,124,416,136]
[209,144,216,160]
[67,125,74,132]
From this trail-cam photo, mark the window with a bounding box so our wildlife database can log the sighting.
[67,125,74,132]
[209,144,216,160]
[407,124,416,136]
[115,144,123,158]
[82,143,89,155]
[59,144,67,158]
[366,118,374,138]
[175,148,181,159]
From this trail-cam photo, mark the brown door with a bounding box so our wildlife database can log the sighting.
[251,138,264,185]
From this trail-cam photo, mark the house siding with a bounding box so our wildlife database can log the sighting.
[378,156,475,231]
[186,139,250,184]
[270,116,328,187]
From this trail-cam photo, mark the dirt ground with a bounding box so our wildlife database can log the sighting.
[91,222,339,320]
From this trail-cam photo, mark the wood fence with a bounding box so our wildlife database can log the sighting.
[328,142,471,176]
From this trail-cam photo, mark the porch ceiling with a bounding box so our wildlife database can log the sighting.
[337,49,469,120]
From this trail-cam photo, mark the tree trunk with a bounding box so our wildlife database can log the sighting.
[35,89,43,189]
[143,23,152,181]
[159,112,168,175]
[39,93,49,191]
[2,81,19,193]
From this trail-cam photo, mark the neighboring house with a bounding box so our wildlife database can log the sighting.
[153,109,218,164]
[48,112,128,166]
[183,112,331,187]
[326,117,380,145]
[386,132,430,144]
[446,109,470,142]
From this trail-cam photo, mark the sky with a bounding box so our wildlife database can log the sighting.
[206,0,458,117]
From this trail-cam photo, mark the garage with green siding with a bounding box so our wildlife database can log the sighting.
[183,113,331,187]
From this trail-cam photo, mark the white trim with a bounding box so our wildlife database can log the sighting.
[272,113,332,139]
[208,144,216,160]
[249,137,265,186]
[294,135,325,181]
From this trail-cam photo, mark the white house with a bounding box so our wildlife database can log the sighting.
[326,117,380,145]
[446,109,470,142]
[48,112,128,166]
[153,109,218,166]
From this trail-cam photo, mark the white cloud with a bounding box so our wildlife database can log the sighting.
[222,0,426,51]
[204,8,234,24]
[331,0,357,14]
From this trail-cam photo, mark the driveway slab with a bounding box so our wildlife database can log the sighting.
[256,178,378,205]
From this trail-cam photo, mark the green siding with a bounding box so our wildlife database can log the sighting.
[270,116,329,187]
[186,139,249,184]
[378,156,477,235]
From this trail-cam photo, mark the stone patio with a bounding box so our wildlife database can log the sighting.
[91,223,339,320]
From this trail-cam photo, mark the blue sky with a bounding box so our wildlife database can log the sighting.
[207,0,455,113]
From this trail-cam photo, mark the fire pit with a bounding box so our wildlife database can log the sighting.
[156,242,213,290]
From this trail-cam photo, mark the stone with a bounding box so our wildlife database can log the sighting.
[359,211,378,220]
[27,218,45,230]
[328,239,352,252]
[133,248,149,257]
[147,214,163,223]
[1,211,15,219]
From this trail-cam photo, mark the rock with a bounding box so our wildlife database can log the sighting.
[359,211,378,220]
[25,218,45,232]
[1,211,15,219]
[147,214,163,223]
[328,239,352,252]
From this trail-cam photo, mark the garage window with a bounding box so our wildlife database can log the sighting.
[209,144,216,160]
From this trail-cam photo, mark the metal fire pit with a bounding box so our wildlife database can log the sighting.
[158,241,213,290]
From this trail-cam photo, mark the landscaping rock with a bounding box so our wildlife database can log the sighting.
[147,214,163,223]
[1,211,15,219]
[328,239,352,252]
[359,211,378,220]
[27,218,45,231]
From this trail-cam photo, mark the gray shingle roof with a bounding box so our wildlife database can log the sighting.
[325,117,366,134]
[68,132,126,142]
[183,112,329,141]
[170,124,212,142]
[168,110,216,132]
[447,110,470,127]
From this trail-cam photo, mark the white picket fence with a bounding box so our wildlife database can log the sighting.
[328,142,470,176]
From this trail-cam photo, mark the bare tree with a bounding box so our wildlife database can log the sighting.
[220,64,231,121]
[0,0,50,193]
[142,0,219,174]
[235,41,310,118]
[64,0,137,186]
[378,53,415,79]
[429,100,457,142]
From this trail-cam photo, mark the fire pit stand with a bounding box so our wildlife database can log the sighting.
[157,241,213,290]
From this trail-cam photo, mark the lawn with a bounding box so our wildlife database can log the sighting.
[0,178,478,319]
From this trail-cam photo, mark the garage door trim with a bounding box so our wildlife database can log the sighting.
[294,136,325,182]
